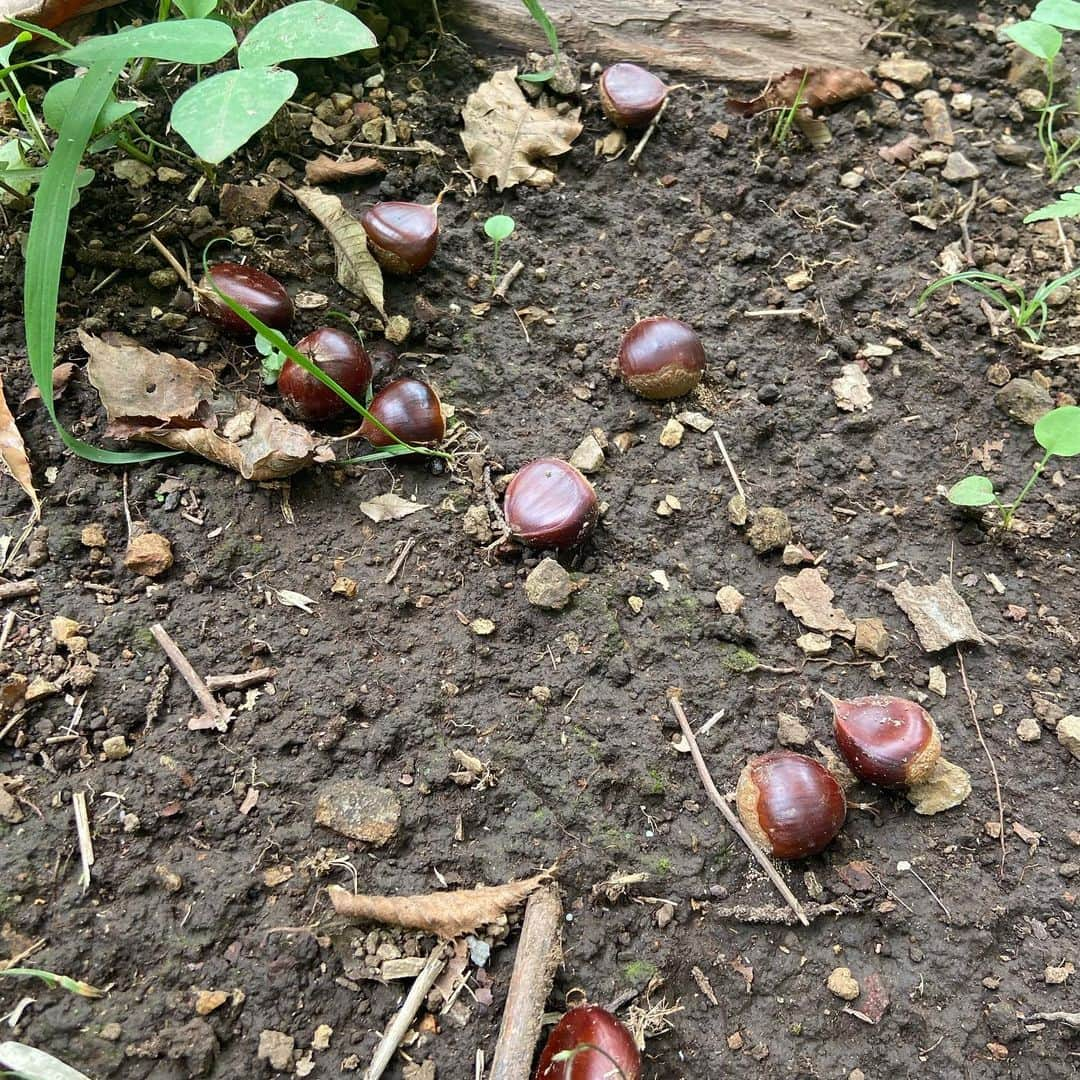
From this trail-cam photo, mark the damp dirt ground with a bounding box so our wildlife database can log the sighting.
[1,2,1078,1078]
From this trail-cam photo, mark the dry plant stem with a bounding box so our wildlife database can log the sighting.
[204,667,276,692]
[72,791,94,895]
[669,697,810,927]
[0,580,40,601]
[956,646,1006,877]
[149,623,228,725]
[384,537,417,584]
[744,307,806,317]
[712,430,747,502]
[0,610,16,651]
[364,943,448,1080]
[628,95,669,167]
[149,233,196,292]
[488,884,564,1080]
[710,900,859,925]
[493,259,525,301]
[957,180,980,265]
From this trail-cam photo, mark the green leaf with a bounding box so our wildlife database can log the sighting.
[42,77,141,135]
[174,0,218,17]
[0,137,33,201]
[517,0,559,81]
[237,0,376,68]
[1034,404,1080,456]
[1024,188,1080,222]
[0,30,31,69]
[1003,19,1062,61]
[484,214,515,241]
[947,475,997,507]
[0,1039,93,1080]
[62,19,235,66]
[171,67,297,163]
[1033,0,1080,29]
[24,59,174,464]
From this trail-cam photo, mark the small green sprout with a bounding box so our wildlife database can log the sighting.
[518,0,561,84]
[916,266,1080,342]
[0,966,105,998]
[947,405,1080,528]
[771,69,809,146]
[484,213,515,290]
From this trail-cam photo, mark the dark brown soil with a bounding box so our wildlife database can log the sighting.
[1,3,1078,1078]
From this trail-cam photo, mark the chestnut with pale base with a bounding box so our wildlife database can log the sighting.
[617,317,705,400]
[828,694,942,788]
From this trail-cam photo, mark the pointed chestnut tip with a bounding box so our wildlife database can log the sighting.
[360,201,439,275]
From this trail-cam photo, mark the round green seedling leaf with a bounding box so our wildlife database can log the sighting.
[62,19,236,66]
[1034,0,1080,30]
[948,475,997,507]
[1003,19,1062,61]
[43,77,140,135]
[171,67,298,164]
[237,0,376,69]
[484,214,515,242]
[174,0,219,17]
[1034,404,1080,457]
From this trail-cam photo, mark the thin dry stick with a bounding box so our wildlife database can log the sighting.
[364,943,448,1080]
[204,667,276,692]
[712,430,746,502]
[956,647,1006,877]
[150,623,230,729]
[384,537,417,584]
[0,580,40,601]
[72,791,94,895]
[670,697,810,927]
[628,95,669,167]
[148,233,196,291]
[493,259,524,301]
[0,609,17,651]
[489,884,563,1080]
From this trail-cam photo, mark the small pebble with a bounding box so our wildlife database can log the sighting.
[1016,717,1041,743]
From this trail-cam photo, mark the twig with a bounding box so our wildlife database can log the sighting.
[670,697,809,927]
[364,943,449,1080]
[493,259,524,301]
[121,472,134,542]
[148,233,196,292]
[957,180,980,266]
[712,431,746,502]
[896,860,950,921]
[0,609,17,651]
[72,791,94,895]
[1056,218,1074,271]
[744,308,807,317]
[628,95,669,167]
[0,937,47,971]
[709,898,863,924]
[346,141,444,154]
[956,647,1006,877]
[150,623,232,732]
[0,580,40,601]
[204,667,276,692]
[384,537,417,584]
[489,885,563,1080]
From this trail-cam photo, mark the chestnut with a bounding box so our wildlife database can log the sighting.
[736,751,847,860]
[599,62,667,129]
[360,200,439,274]
[198,261,293,336]
[359,377,445,448]
[829,694,942,788]
[278,328,372,422]
[535,1004,641,1080]
[617,317,705,400]
[503,458,599,551]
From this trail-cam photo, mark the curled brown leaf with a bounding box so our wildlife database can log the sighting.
[728,67,875,118]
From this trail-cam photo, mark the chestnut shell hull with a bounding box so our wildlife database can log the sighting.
[199,262,293,336]
[736,751,846,860]
[599,62,667,129]
[359,377,444,448]
[504,458,599,550]
[279,328,372,422]
[360,202,438,275]
[831,695,942,787]
[535,1005,641,1080]
[618,317,705,400]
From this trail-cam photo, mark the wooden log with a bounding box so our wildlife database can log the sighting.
[449,0,872,83]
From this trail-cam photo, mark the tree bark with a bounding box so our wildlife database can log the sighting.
[449,0,872,83]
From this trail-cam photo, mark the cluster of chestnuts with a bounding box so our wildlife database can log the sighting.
[735,695,945,860]
[535,1003,640,1080]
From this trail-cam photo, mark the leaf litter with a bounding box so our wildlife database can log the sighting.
[728,67,876,118]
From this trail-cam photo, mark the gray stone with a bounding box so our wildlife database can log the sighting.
[258,1030,295,1072]
[994,140,1033,166]
[746,507,792,554]
[112,158,154,188]
[569,433,605,474]
[715,585,744,615]
[777,712,810,747]
[878,57,933,88]
[524,558,575,610]
[1016,717,1041,743]
[995,378,1053,425]
[315,779,401,845]
[854,618,889,658]
[1058,715,1080,760]
[942,151,980,181]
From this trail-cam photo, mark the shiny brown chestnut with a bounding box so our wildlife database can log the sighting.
[360,200,439,274]
[503,458,599,551]
[829,694,942,788]
[278,328,372,422]
[535,1004,641,1080]
[198,262,293,336]
[599,62,667,129]
[359,377,445,448]
[617,317,705,400]
[736,751,847,860]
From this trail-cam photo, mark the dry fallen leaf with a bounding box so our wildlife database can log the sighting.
[921,94,954,145]
[892,574,985,652]
[460,69,582,190]
[288,186,386,318]
[21,362,76,410]
[0,371,39,518]
[81,330,325,480]
[359,492,429,522]
[728,67,875,118]
[304,154,385,185]
[879,133,923,165]
[832,363,873,412]
[275,589,317,613]
[328,869,553,938]
[775,568,856,638]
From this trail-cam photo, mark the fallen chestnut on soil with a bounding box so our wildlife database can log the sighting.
[599,62,667,128]
[360,200,439,274]
[617,317,705,400]
[359,377,444,447]
[198,262,293,336]
[278,328,372,422]
[829,694,942,788]
[535,1004,641,1080]
[503,458,599,550]
[736,751,847,860]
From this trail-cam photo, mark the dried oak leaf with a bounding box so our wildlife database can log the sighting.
[775,568,855,639]
[81,330,326,481]
[360,492,429,522]
[328,868,553,939]
[304,154,385,185]
[0,371,39,517]
[461,69,582,190]
[288,185,386,318]
[728,67,875,118]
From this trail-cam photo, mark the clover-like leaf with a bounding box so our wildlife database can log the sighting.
[1003,19,1062,61]
[1034,404,1080,457]
[237,0,376,68]
[947,475,997,507]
